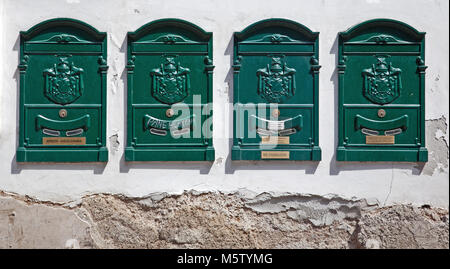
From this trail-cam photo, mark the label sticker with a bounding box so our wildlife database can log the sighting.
[366,135,395,144]
[261,136,290,145]
[43,137,86,145]
[267,120,285,131]
[261,151,290,159]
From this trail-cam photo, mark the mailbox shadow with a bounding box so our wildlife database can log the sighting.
[328,34,424,176]
[225,155,319,174]
[11,154,107,174]
[11,36,21,173]
[120,157,213,174]
[222,35,319,174]
[223,35,234,174]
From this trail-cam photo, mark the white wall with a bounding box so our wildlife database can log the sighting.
[0,0,448,207]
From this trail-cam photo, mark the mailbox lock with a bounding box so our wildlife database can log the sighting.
[377,109,386,118]
[272,109,280,118]
[59,109,68,118]
[166,108,175,118]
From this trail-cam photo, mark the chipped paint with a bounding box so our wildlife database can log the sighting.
[424,116,449,175]
[244,192,377,227]
[109,134,120,153]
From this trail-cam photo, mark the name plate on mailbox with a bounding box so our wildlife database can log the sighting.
[43,137,86,145]
[16,18,108,162]
[261,151,290,159]
[365,136,395,145]
[336,19,428,162]
[231,19,321,161]
[125,19,215,161]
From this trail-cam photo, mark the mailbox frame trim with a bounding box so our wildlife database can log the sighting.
[125,18,215,162]
[336,18,428,162]
[16,18,108,163]
[231,18,321,161]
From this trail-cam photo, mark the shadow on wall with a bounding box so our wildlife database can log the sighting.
[11,154,107,174]
[327,33,425,176]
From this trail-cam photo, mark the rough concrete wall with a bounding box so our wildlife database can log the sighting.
[1,191,448,249]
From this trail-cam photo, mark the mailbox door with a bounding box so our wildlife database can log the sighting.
[125,19,214,161]
[231,19,321,161]
[16,18,108,162]
[337,19,428,162]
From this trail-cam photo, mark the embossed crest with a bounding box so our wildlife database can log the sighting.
[150,56,190,105]
[43,56,84,105]
[362,55,402,104]
[257,56,296,103]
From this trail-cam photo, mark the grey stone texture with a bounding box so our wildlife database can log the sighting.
[0,191,448,249]
[0,195,92,248]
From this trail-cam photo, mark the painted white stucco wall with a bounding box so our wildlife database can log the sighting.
[0,0,448,207]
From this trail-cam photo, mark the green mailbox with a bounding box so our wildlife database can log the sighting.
[337,19,428,162]
[16,18,108,162]
[231,19,321,161]
[125,19,215,161]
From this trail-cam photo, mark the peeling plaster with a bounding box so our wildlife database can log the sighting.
[109,134,120,153]
[1,190,448,249]
[424,116,449,176]
[244,192,378,227]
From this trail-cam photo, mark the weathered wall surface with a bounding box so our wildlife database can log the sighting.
[0,0,448,248]
[1,191,448,249]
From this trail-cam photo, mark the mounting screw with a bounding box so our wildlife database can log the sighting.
[59,109,67,118]
[166,108,175,118]
[272,109,280,118]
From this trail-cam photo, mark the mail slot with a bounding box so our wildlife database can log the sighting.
[231,19,321,160]
[337,19,428,162]
[16,18,108,162]
[125,19,215,161]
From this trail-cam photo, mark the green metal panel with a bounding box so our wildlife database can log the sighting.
[16,18,108,163]
[125,19,215,161]
[337,19,428,162]
[231,19,321,161]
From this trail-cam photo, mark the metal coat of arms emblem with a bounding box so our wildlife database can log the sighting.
[150,56,190,105]
[257,56,296,103]
[362,55,402,104]
[43,56,84,105]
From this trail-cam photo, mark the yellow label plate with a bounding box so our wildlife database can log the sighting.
[366,135,395,145]
[260,136,290,145]
[43,137,86,145]
[261,151,290,159]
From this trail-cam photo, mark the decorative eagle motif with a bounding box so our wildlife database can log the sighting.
[150,56,190,105]
[257,56,296,103]
[43,56,84,105]
[362,55,402,104]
